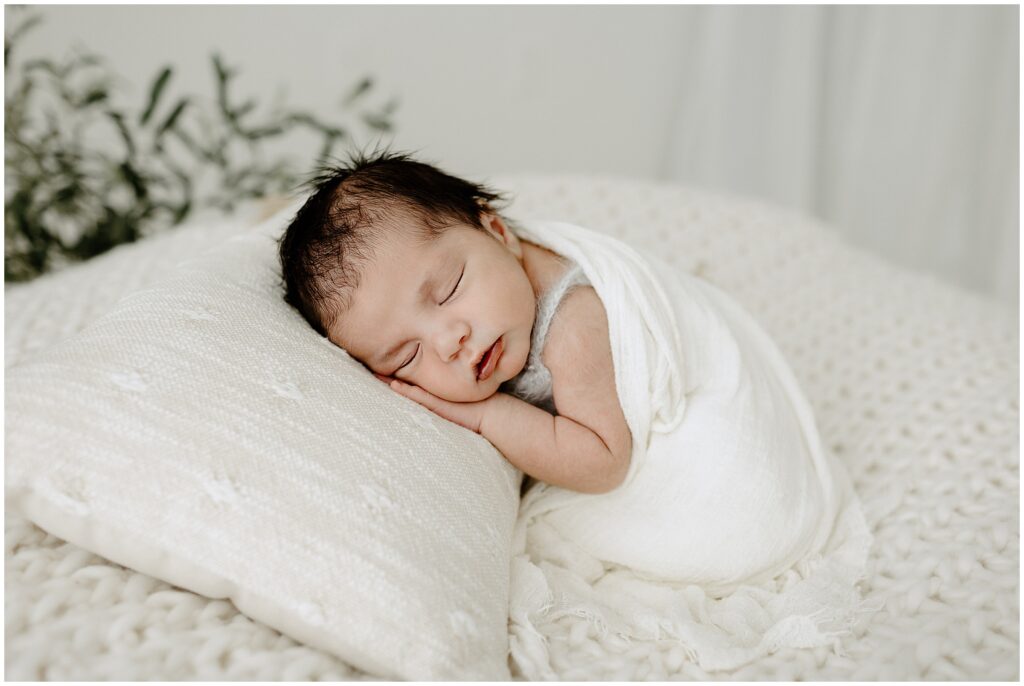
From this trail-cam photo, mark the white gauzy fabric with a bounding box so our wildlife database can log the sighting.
[507,219,874,674]
[4,202,522,680]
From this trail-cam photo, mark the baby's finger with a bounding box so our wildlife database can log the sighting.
[391,379,433,407]
[389,379,414,397]
[391,379,418,397]
[373,373,392,384]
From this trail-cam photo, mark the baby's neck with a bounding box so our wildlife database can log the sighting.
[520,240,574,301]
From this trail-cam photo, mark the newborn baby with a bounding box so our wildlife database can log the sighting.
[278,149,632,494]
[278,151,872,669]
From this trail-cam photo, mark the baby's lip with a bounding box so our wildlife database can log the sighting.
[471,341,493,377]
[475,337,503,381]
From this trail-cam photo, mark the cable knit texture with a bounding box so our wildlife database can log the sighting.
[5,175,1018,680]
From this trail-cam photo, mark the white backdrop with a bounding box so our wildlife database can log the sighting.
[664,5,1019,307]
[6,5,1018,306]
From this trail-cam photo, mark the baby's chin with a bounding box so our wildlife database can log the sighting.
[433,384,498,403]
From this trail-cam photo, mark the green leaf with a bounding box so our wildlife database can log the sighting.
[155,98,189,138]
[140,66,172,125]
[54,183,79,207]
[245,125,283,140]
[79,85,108,107]
[234,99,257,119]
[286,112,344,137]
[105,111,136,157]
[212,53,230,84]
[212,54,236,124]
[76,54,104,68]
[5,13,44,66]
[341,76,372,107]
[362,112,393,133]
[171,199,192,224]
[119,162,147,200]
[8,14,44,44]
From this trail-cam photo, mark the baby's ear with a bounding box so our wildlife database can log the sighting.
[481,212,522,257]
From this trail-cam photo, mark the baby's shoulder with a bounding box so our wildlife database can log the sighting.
[541,285,610,381]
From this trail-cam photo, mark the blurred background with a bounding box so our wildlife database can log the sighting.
[4,5,1018,306]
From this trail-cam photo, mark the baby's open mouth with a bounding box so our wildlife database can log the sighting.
[475,337,503,381]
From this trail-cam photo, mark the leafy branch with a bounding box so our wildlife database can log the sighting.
[4,9,399,281]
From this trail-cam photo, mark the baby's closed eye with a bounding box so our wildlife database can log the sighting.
[441,266,465,304]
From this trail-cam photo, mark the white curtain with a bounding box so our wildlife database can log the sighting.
[662,6,1018,307]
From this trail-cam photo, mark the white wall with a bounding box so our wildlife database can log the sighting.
[9,5,683,179]
[7,5,1018,306]
[663,5,1019,307]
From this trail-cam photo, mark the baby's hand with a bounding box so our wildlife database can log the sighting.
[374,374,492,434]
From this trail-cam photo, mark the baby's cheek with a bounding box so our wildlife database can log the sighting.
[426,379,476,403]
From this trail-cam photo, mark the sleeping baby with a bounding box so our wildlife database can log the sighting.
[277,150,871,663]
[278,150,631,495]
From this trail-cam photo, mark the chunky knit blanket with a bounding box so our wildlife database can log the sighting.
[6,176,1018,680]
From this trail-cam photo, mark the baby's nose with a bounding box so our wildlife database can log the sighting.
[438,319,471,362]
[450,332,469,361]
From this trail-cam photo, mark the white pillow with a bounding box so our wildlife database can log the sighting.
[5,201,266,369]
[4,205,522,680]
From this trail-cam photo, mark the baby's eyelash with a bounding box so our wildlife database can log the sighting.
[441,267,464,305]
[396,344,419,371]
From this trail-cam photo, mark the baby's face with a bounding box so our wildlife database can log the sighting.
[329,211,536,402]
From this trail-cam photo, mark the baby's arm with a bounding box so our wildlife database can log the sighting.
[386,286,631,494]
[479,392,627,494]
[482,286,632,494]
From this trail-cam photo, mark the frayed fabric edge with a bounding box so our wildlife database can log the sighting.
[508,497,879,679]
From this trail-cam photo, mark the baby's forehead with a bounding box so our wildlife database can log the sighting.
[370,232,463,291]
[331,225,458,319]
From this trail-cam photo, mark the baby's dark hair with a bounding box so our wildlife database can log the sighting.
[277,147,511,337]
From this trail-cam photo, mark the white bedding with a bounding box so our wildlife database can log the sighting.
[5,176,1018,680]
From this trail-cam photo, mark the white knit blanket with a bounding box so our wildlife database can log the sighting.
[506,220,873,676]
[6,177,1018,680]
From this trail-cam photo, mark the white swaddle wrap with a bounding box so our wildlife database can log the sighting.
[507,220,874,675]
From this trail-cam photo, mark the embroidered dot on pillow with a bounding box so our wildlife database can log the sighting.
[4,206,522,680]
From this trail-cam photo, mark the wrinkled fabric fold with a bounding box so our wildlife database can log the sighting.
[507,220,875,675]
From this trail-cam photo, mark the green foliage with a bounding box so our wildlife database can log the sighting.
[4,9,399,281]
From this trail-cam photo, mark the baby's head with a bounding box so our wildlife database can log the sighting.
[278,149,537,403]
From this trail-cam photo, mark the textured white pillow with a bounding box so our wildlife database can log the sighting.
[5,202,266,369]
[4,206,522,680]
